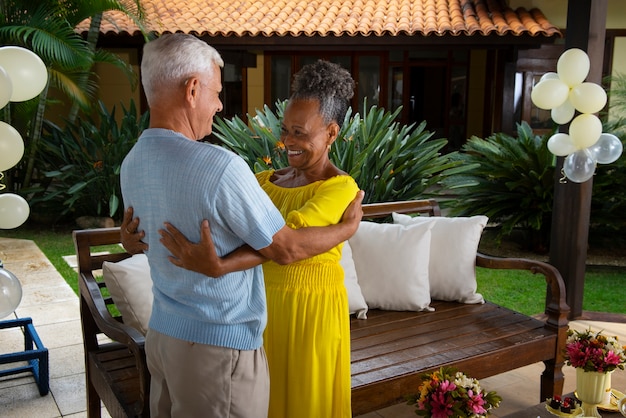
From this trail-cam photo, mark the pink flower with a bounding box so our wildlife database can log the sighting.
[467,390,487,415]
[605,351,622,366]
[440,380,457,392]
[430,391,454,418]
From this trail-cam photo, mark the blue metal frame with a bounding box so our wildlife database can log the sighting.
[0,317,49,396]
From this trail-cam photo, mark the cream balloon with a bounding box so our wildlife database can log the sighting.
[551,100,575,125]
[0,65,12,109]
[0,46,47,102]
[547,133,577,156]
[569,114,602,150]
[569,82,607,114]
[0,193,30,229]
[540,72,560,83]
[531,78,569,110]
[557,48,590,87]
[0,121,25,171]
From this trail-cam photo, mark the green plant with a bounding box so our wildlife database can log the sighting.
[215,100,469,204]
[590,120,626,231]
[606,72,626,116]
[439,122,556,252]
[26,100,149,221]
[0,0,147,190]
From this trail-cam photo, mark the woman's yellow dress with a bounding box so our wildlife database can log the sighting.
[256,170,359,418]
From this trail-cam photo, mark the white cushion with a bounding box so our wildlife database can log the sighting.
[392,213,487,304]
[348,221,433,311]
[102,254,153,335]
[340,241,368,319]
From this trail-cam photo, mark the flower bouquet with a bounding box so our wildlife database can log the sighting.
[564,328,626,417]
[406,367,501,418]
[564,328,626,373]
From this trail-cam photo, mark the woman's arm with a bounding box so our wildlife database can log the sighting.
[159,220,267,277]
[120,207,265,277]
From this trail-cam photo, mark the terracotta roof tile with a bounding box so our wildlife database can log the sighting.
[77,0,561,39]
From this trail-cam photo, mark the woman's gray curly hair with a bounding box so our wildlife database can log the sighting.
[290,60,355,128]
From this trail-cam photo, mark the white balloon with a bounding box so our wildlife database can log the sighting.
[551,100,575,125]
[569,82,607,114]
[0,193,30,229]
[540,72,560,83]
[588,133,623,164]
[0,46,47,102]
[531,78,570,110]
[0,121,24,171]
[569,113,602,150]
[563,149,596,183]
[557,48,590,87]
[0,66,12,109]
[548,133,577,156]
[0,264,22,319]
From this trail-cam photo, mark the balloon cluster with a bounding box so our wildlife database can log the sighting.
[531,48,623,183]
[0,46,48,229]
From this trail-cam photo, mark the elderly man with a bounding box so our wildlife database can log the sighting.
[120,33,363,418]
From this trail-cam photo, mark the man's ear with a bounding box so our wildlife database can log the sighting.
[185,77,200,106]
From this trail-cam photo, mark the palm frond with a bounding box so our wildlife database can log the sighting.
[0,6,93,69]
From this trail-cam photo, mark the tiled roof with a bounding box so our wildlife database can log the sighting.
[78,0,561,39]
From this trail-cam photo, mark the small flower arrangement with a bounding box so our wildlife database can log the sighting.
[564,328,626,373]
[406,367,501,418]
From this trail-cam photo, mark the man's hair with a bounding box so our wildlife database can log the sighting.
[141,33,224,105]
[290,60,355,127]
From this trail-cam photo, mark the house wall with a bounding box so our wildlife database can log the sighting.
[94,49,141,114]
[511,0,623,29]
[246,53,265,117]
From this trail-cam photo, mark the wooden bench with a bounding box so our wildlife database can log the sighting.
[349,200,569,415]
[73,199,569,418]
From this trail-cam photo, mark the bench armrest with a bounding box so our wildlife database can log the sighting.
[73,228,149,383]
[475,252,570,329]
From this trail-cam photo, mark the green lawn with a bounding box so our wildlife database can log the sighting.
[476,266,625,316]
[2,223,625,316]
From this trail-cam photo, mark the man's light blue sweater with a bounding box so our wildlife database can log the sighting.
[121,128,285,350]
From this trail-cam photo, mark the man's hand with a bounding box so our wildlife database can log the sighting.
[159,220,225,277]
[341,190,365,234]
[121,207,148,254]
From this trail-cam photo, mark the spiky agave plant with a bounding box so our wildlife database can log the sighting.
[214,100,468,204]
[439,122,556,251]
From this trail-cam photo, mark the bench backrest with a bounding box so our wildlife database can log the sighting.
[361,199,441,219]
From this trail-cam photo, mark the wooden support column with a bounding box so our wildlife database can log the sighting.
[549,0,607,319]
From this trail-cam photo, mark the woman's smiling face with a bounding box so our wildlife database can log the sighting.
[280,99,337,171]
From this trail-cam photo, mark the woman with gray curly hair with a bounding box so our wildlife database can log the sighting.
[257,59,359,418]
